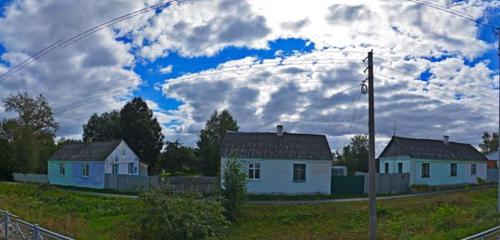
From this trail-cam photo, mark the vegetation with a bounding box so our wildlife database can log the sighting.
[197,109,239,176]
[136,188,229,240]
[336,135,369,174]
[1,183,498,240]
[480,131,499,154]
[82,97,164,175]
[160,141,200,174]
[0,92,59,177]
[221,158,247,221]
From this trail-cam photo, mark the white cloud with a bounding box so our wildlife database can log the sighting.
[159,64,173,74]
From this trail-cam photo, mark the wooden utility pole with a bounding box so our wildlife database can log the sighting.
[366,50,377,239]
[497,27,500,213]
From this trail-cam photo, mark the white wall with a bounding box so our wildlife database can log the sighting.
[221,157,331,195]
[104,141,140,175]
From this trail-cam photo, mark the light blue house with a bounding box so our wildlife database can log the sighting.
[378,136,487,186]
[48,139,147,189]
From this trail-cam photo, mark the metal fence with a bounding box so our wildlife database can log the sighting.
[104,174,217,194]
[363,173,410,194]
[461,225,500,240]
[161,176,217,194]
[487,169,498,183]
[12,174,48,184]
[0,210,73,240]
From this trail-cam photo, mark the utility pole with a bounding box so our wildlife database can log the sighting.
[497,27,500,213]
[364,50,377,239]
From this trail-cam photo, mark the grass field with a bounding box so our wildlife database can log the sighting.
[0,182,499,240]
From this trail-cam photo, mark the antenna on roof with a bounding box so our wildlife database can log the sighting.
[393,121,397,137]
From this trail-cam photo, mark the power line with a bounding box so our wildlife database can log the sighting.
[0,0,188,81]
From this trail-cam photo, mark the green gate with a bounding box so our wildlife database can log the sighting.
[331,175,365,195]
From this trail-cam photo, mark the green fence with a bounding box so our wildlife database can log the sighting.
[331,175,365,195]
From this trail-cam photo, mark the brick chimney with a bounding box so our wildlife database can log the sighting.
[443,135,449,145]
[276,125,284,136]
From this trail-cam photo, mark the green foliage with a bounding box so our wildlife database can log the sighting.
[161,141,200,174]
[0,139,14,180]
[2,92,58,174]
[198,110,238,176]
[221,158,247,222]
[476,177,487,185]
[119,97,164,175]
[337,135,369,174]
[136,188,229,240]
[479,131,499,154]
[82,111,120,143]
[431,204,473,230]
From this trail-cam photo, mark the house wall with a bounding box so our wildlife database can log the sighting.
[48,161,105,189]
[221,157,331,195]
[104,141,141,175]
[379,156,487,185]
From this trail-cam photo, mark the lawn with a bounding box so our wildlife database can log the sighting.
[0,182,498,240]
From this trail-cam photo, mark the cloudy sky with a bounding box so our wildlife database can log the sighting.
[0,0,499,154]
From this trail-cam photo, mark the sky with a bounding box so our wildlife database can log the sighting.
[0,0,499,154]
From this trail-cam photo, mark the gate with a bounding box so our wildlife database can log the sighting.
[331,175,365,195]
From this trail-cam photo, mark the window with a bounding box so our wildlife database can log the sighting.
[398,162,403,173]
[421,163,430,178]
[128,163,134,174]
[112,164,119,174]
[248,163,260,179]
[122,149,126,155]
[471,163,476,176]
[384,162,389,173]
[82,163,89,177]
[59,164,65,175]
[450,163,457,176]
[293,163,306,182]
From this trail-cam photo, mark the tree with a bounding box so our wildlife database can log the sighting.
[2,92,58,174]
[82,111,120,143]
[338,135,369,174]
[0,138,14,180]
[197,110,239,176]
[119,97,164,175]
[160,141,199,174]
[479,131,499,154]
[221,157,247,222]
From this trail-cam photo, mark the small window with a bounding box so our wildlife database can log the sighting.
[128,163,134,174]
[122,149,126,155]
[248,163,260,179]
[82,164,90,177]
[59,164,65,176]
[398,162,403,173]
[471,163,476,176]
[422,163,430,178]
[115,156,119,162]
[384,162,389,173]
[112,164,119,174]
[293,163,306,182]
[450,163,457,176]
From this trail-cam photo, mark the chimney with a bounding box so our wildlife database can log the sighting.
[443,135,449,145]
[276,125,284,136]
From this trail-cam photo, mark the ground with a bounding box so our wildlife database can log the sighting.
[0,182,498,240]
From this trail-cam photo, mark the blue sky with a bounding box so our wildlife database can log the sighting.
[0,0,499,151]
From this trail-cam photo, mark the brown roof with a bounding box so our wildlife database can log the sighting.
[379,136,486,161]
[48,139,122,162]
[220,131,333,160]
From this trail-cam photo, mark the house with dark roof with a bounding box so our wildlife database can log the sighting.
[48,139,146,189]
[378,135,487,186]
[484,151,498,169]
[220,125,333,195]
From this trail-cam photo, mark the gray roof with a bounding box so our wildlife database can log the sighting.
[220,131,333,160]
[48,139,122,162]
[379,136,486,161]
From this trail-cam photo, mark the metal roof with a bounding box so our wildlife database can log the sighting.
[379,136,486,161]
[48,139,122,162]
[220,131,333,160]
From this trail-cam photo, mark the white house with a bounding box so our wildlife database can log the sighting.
[378,136,487,186]
[220,125,332,195]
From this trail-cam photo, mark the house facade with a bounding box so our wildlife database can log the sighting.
[48,139,146,189]
[485,151,499,169]
[378,136,487,186]
[220,125,332,195]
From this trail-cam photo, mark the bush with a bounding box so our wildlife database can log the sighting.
[221,158,247,222]
[477,177,487,185]
[431,204,473,230]
[136,188,229,240]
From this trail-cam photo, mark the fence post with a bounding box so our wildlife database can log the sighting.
[4,211,8,240]
[33,224,40,240]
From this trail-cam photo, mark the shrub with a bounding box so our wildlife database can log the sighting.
[431,204,472,230]
[136,188,229,240]
[477,177,487,185]
[221,157,247,221]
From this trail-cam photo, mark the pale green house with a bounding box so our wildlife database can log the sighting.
[378,136,487,186]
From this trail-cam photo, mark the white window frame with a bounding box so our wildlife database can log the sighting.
[471,163,477,176]
[82,163,90,177]
[59,163,65,176]
[293,163,306,182]
[128,163,134,174]
[248,162,260,180]
[112,163,119,174]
